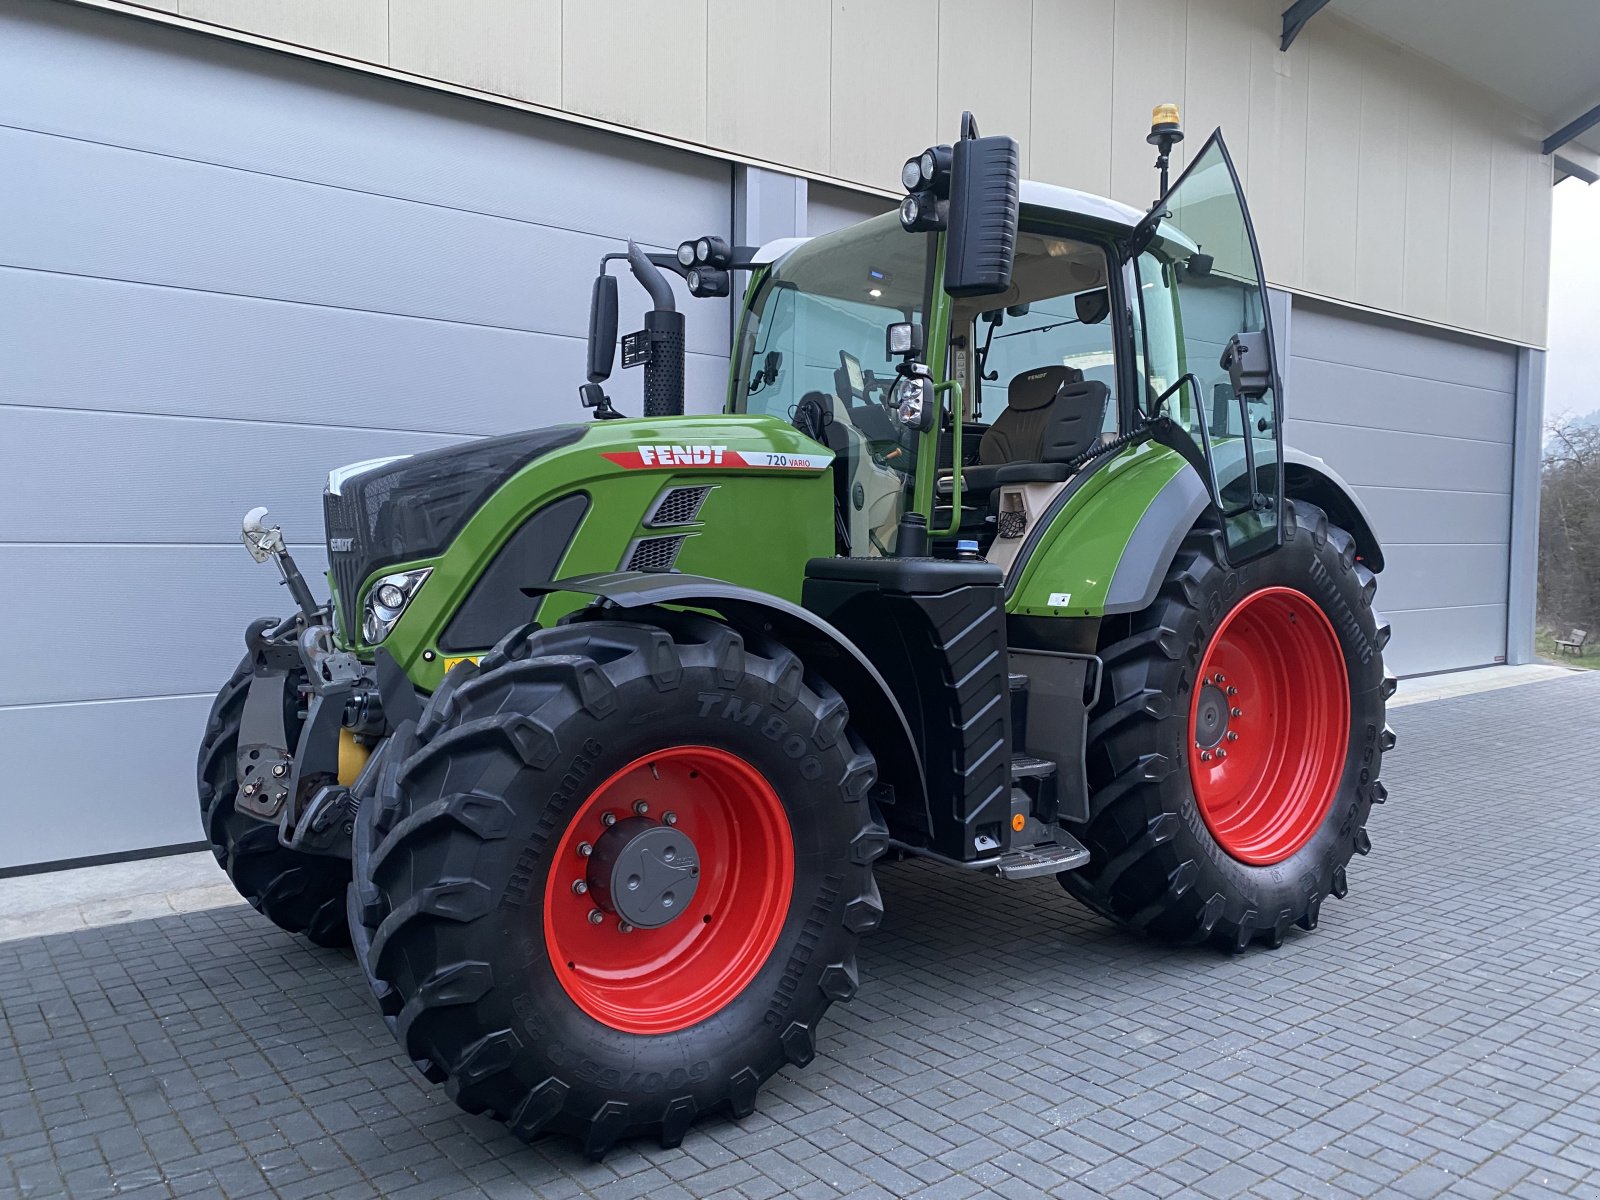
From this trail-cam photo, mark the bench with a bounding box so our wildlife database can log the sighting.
[1554,629,1589,656]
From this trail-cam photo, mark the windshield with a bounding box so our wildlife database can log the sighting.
[732,213,935,556]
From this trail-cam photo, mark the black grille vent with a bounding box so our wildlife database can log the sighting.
[645,485,713,527]
[624,535,687,572]
[323,489,364,637]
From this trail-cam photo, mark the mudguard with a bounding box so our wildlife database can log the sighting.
[523,570,930,830]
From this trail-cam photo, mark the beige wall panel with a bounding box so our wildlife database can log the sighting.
[560,0,707,143]
[1521,149,1553,345]
[1109,0,1187,209]
[1243,26,1308,289]
[1029,0,1114,198]
[1445,77,1494,333]
[937,0,1032,175]
[707,0,831,173]
[1184,0,1259,185]
[389,0,561,107]
[1352,37,1409,314]
[1401,65,1453,326]
[1300,20,1364,300]
[179,0,386,61]
[126,0,179,11]
[1484,113,1530,342]
[830,0,937,190]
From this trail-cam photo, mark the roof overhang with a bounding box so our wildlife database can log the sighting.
[1291,0,1600,180]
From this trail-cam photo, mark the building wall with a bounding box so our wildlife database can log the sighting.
[0,0,731,869]
[108,0,1555,349]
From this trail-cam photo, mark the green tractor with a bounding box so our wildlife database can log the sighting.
[199,107,1394,1155]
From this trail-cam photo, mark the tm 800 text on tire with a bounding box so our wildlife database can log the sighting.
[350,610,887,1156]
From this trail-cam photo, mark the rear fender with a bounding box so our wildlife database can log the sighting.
[1282,448,1385,572]
[524,571,929,828]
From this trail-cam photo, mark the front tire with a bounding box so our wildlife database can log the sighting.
[1063,501,1395,951]
[196,655,352,947]
[351,611,886,1155]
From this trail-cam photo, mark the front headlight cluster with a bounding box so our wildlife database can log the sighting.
[362,567,431,645]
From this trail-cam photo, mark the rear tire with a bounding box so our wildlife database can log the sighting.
[197,655,352,948]
[350,610,886,1156]
[1062,501,1394,952]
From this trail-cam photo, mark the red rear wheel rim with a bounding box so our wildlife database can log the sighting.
[544,746,794,1034]
[1188,586,1349,866]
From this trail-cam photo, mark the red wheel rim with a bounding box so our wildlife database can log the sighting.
[1188,587,1349,866]
[544,746,794,1034]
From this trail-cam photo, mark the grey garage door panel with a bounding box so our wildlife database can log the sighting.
[0,695,210,869]
[0,129,728,358]
[1,1,730,254]
[0,407,468,544]
[1353,485,1510,548]
[1375,543,1511,613]
[0,269,728,433]
[1291,303,1518,394]
[1283,418,1512,494]
[0,545,330,707]
[807,183,893,237]
[1384,606,1507,677]
[1289,358,1513,444]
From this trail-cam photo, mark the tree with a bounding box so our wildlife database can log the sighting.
[1538,417,1600,636]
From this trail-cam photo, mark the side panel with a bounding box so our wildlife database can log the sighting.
[1006,443,1191,619]
[377,415,836,691]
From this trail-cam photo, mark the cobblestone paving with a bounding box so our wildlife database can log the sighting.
[3,674,1598,1199]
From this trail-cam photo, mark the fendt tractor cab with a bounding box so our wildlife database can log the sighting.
[202,108,1395,1155]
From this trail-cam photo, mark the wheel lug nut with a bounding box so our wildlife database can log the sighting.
[1225,731,1238,742]
[1213,673,1226,684]
[577,842,592,858]
[587,909,604,925]
[663,812,678,826]
[618,921,634,934]
[633,800,649,816]
[1200,750,1212,762]
[1215,748,1227,760]
[1226,686,1238,696]
[601,812,616,827]
[572,880,588,895]
[1231,707,1242,718]
[271,763,288,778]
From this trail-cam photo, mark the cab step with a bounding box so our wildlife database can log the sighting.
[1010,754,1056,781]
[995,831,1091,879]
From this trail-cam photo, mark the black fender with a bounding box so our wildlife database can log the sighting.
[1282,448,1385,572]
[524,571,929,824]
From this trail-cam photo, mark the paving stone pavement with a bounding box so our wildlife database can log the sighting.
[3,673,1599,1199]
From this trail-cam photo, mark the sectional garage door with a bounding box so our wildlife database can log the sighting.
[0,0,732,869]
[1282,300,1517,677]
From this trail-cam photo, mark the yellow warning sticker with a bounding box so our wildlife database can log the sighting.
[442,656,481,672]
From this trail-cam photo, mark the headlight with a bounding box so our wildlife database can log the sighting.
[901,157,923,190]
[893,375,935,433]
[363,567,431,644]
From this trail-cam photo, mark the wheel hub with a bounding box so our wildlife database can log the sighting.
[587,816,701,929]
[1193,681,1231,750]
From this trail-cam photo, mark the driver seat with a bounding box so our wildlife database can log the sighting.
[978,365,1105,467]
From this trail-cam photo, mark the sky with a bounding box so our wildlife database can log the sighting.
[1546,178,1600,427]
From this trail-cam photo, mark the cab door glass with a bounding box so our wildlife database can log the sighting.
[1135,132,1283,563]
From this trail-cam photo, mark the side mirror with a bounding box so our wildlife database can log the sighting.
[587,273,618,383]
[1074,289,1110,325]
[1220,331,1271,400]
[944,125,1020,298]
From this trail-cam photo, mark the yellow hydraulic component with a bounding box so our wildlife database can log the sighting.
[338,727,370,786]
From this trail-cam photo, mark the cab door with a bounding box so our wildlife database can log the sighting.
[1131,131,1284,563]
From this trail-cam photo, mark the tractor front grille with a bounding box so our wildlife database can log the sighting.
[323,488,364,638]
[624,535,687,572]
[645,485,714,527]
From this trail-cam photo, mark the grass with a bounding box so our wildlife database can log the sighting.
[1535,629,1600,670]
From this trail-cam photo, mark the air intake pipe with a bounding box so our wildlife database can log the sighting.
[626,241,686,418]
